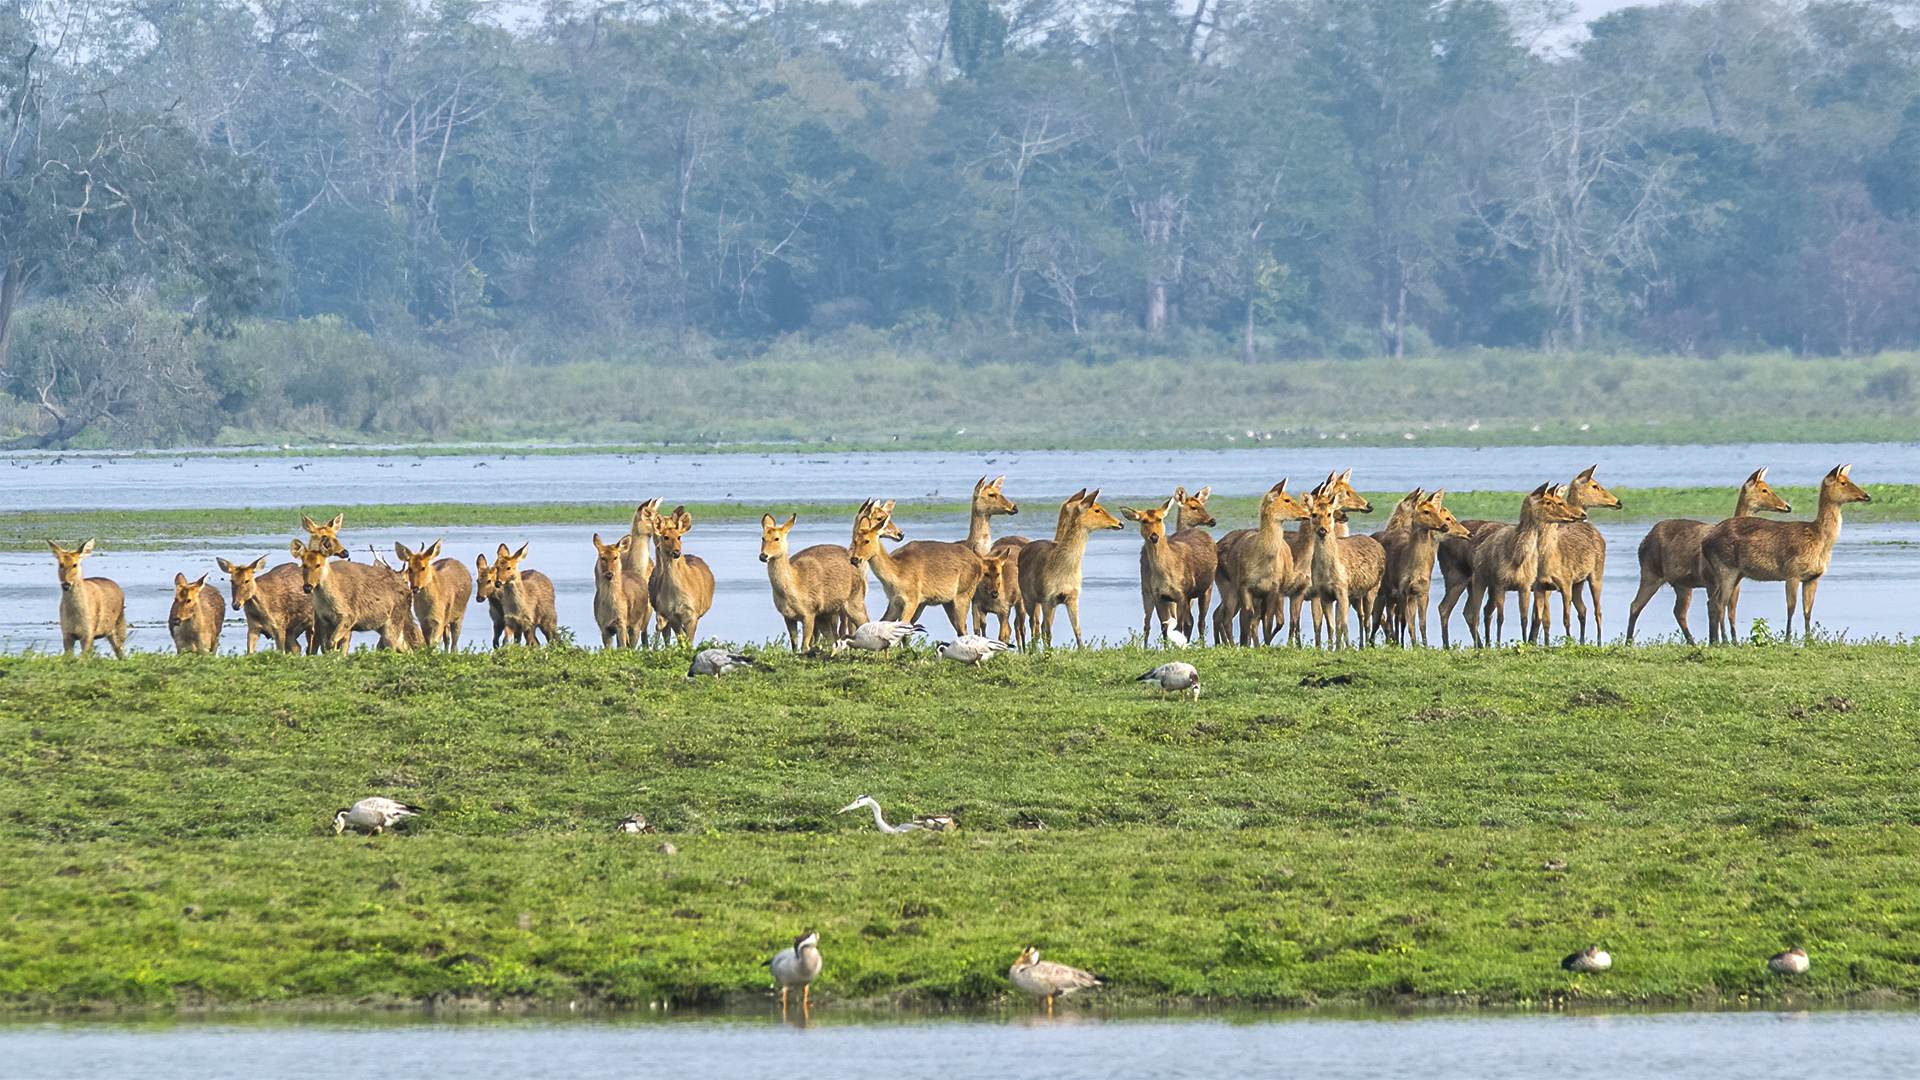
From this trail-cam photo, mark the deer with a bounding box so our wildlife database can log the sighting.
[1373,490,1470,646]
[1209,481,1309,646]
[46,540,127,658]
[1120,497,1216,644]
[1165,485,1218,636]
[760,514,871,651]
[217,556,314,654]
[472,555,511,647]
[1624,467,1794,644]
[1300,490,1387,650]
[848,499,986,634]
[1528,466,1623,644]
[484,543,560,647]
[587,533,650,649]
[967,476,1029,643]
[395,540,474,651]
[300,514,351,559]
[1702,464,1871,644]
[1434,517,1507,649]
[625,498,663,638]
[1016,488,1125,648]
[649,508,716,646]
[1464,484,1587,648]
[1281,471,1376,647]
[290,538,417,652]
[167,572,225,654]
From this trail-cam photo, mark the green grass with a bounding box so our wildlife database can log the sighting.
[8,483,1920,552]
[3,643,1919,1011]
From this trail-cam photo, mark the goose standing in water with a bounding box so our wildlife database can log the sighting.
[333,797,421,835]
[1009,947,1101,1015]
[1768,946,1809,975]
[1561,945,1611,972]
[1137,661,1201,700]
[768,931,823,1010]
[838,795,954,833]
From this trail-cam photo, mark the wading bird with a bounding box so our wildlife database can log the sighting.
[1009,947,1101,1015]
[768,931,823,1011]
[1768,946,1809,975]
[333,797,421,836]
[836,620,926,653]
[936,635,1010,665]
[1561,945,1611,973]
[838,795,954,833]
[686,649,771,678]
[1137,661,1201,700]
[1161,618,1188,648]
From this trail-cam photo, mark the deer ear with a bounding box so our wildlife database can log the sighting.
[974,476,988,493]
[290,539,306,557]
[426,540,442,559]
[513,543,530,560]
[217,558,235,573]
[994,474,1006,486]
[1579,464,1598,480]
[1162,497,1176,514]
[616,535,632,553]
[497,543,512,559]
[475,554,488,569]
[1197,486,1210,500]
[394,542,411,560]
[46,540,62,555]
[1120,507,1141,520]
[174,572,188,587]
[194,574,209,588]
[78,537,96,556]
[783,514,796,529]
[1272,479,1288,494]
[1751,467,1768,482]
[249,555,268,571]
[1838,463,1852,479]
[761,515,776,528]
[327,514,344,530]
[300,515,318,531]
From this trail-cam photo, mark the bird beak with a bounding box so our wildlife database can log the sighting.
[837,802,862,813]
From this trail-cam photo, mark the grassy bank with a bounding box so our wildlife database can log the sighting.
[7,483,1920,552]
[3,643,1918,1010]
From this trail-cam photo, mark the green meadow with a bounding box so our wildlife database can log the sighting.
[2,642,1917,1011]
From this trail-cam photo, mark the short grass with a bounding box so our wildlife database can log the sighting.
[6,483,1920,552]
[3,643,1918,1011]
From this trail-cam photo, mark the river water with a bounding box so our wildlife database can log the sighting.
[4,441,1917,651]
[4,440,1917,510]
[6,1010,1919,1079]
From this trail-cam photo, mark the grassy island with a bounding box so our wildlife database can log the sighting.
[3,641,1918,1012]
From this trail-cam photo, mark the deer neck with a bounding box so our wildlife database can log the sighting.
[1813,487,1848,549]
[501,573,538,616]
[862,541,906,594]
[1308,526,1342,584]
[763,549,800,598]
[59,580,91,623]
[967,507,997,555]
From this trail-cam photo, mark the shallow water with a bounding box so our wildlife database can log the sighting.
[3,440,1915,511]
[4,517,1917,653]
[6,1010,1919,1079]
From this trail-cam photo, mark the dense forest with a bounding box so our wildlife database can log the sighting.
[6,0,1920,447]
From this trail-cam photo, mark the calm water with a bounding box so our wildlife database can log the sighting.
[4,440,1917,510]
[6,1010,1920,1079]
[2,517,1916,653]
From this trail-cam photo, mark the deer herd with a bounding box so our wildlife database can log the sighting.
[40,464,1872,658]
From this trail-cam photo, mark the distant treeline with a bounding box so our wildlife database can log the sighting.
[7,0,1920,446]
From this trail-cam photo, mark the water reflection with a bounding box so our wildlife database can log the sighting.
[4,1007,1918,1080]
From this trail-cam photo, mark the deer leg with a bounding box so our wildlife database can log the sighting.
[1800,577,1820,638]
[1626,575,1663,642]
[1783,579,1799,640]
[1438,580,1468,649]
[1065,596,1085,647]
[1669,586,1695,645]
[944,600,968,635]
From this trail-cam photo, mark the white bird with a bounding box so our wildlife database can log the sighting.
[937,635,1011,665]
[1768,946,1810,975]
[835,620,927,653]
[1009,947,1101,1015]
[613,813,654,834]
[687,649,771,678]
[1562,945,1612,973]
[333,797,421,836]
[1161,618,1188,648]
[768,931,823,1010]
[838,794,954,833]
[1138,661,1201,700]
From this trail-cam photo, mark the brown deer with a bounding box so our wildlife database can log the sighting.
[395,540,474,650]
[167,572,225,654]
[589,533,651,649]
[649,508,716,645]
[487,543,561,646]
[849,499,986,634]
[1119,498,1215,643]
[300,514,351,559]
[1210,481,1309,645]
[760,514,871,651]
[966,475,1021,555]
[217,556,314,654]
[1465,484,1586,648]
[472,555,511,647]
[1165,485,1218,635]
[1529,466,1623,644]
[1624,467,1793,643]
[1017,488,1125,648]
[1702,464,1871,643]
[46,539,127,658]
[1280,471,1376,647]
[290,538,417,652]
[972,547,1026,647]
[1301,491,1387,649]
[1374,490,1469,646]
[1435,519,1507,649]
